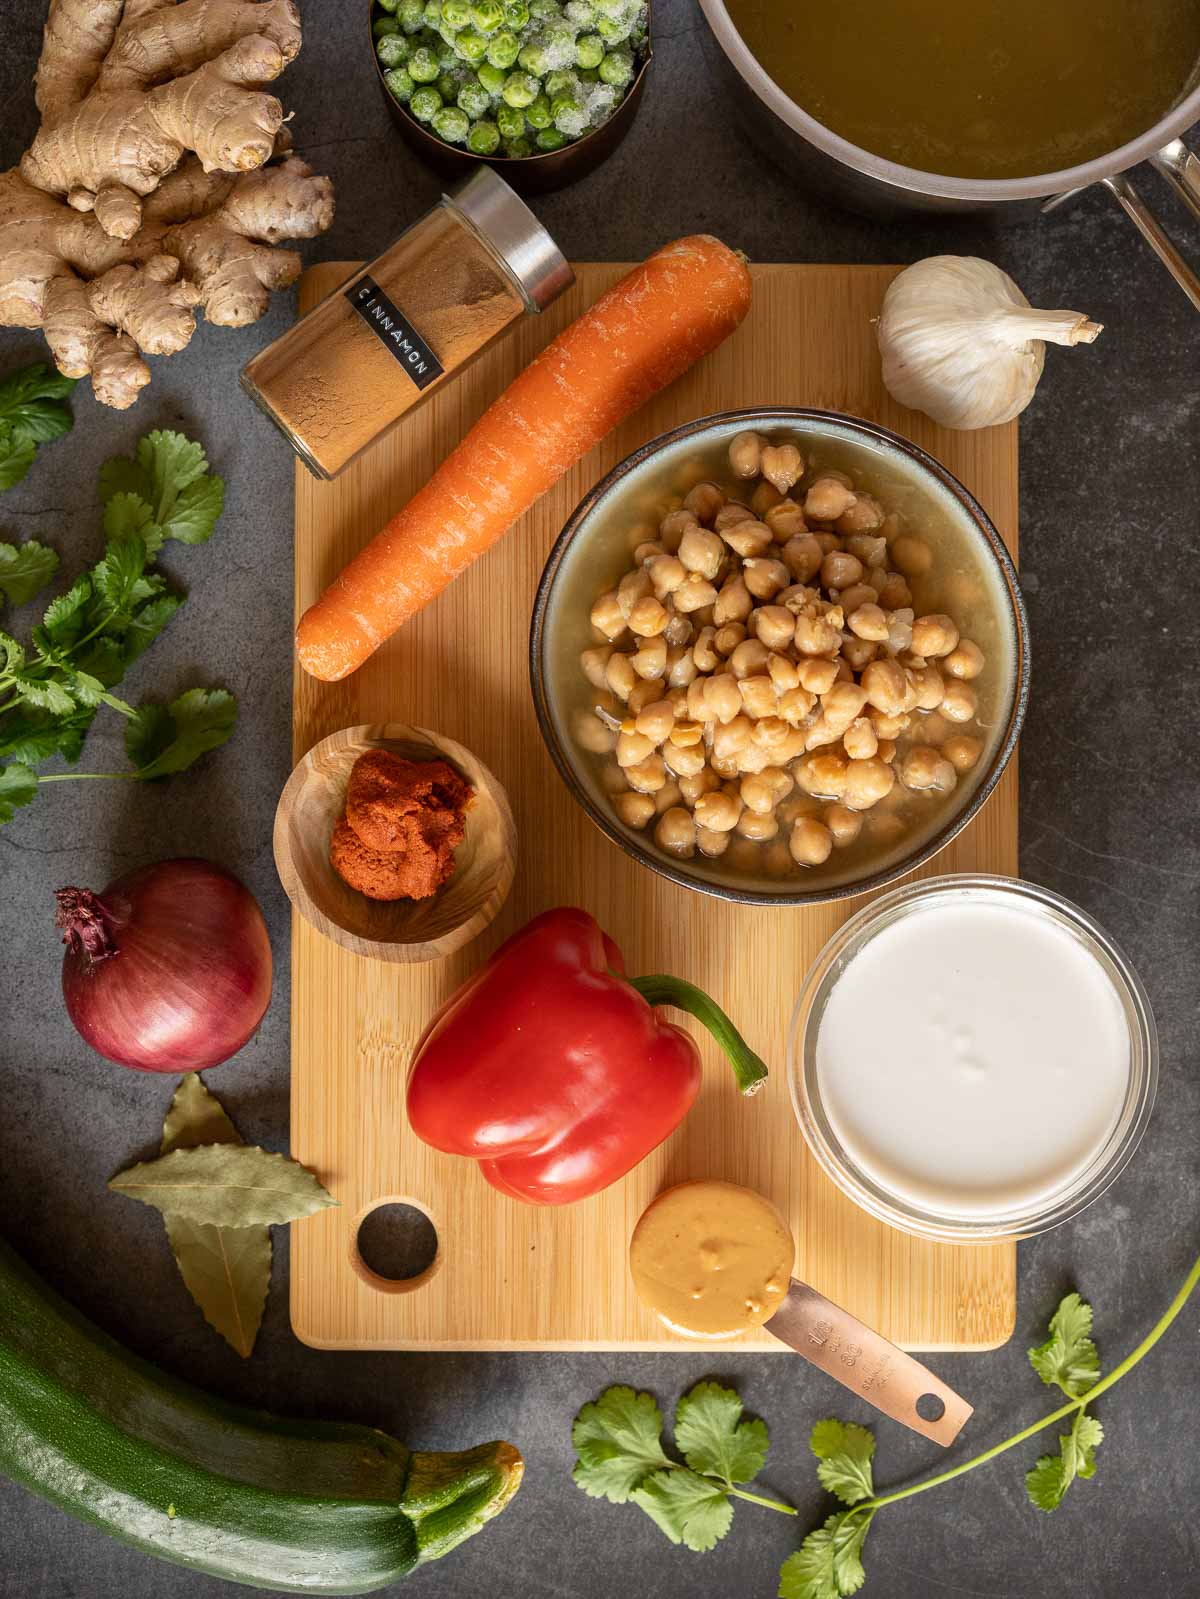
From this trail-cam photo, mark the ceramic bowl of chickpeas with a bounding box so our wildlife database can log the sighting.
[530,409,1029,904]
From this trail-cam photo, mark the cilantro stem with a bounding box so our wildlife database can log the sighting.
[728,1486,797,1515]
[862,1249,1200,1515]
[37,771,138,783]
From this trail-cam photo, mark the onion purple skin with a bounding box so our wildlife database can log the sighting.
[57,859,273,1074]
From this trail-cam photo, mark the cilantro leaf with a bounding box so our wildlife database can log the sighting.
[675,1381,770,1486]
[93,531,149,618]
[810,1420,876,1507]
[100,431,222,544]
[0,712,85,766]
[0,364,76,487]
[1026,1411,1103,1512]
[126,688,237,780]
[0,762,38,824]
[0,539,59,608]
[631,1468,733,1552]
[571,1386,673,1503]
[0,629,26,677]
[41,576,91,647]
[0,427,37,490]
[780,1509,874,1599]
[163,472,224,544]
[104,491,162,556]
[1029,1292,1100,1399]
[123,593,182,663]
[13,674,75,716]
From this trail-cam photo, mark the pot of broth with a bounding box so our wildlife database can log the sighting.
[697,0,1200,309]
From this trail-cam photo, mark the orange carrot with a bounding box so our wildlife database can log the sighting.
[296,235,753,681]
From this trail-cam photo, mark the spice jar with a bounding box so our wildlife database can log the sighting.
[240,168,573,479]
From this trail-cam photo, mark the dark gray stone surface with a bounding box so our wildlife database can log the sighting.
[1,3,1198,1597]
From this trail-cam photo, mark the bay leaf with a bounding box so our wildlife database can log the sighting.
[160,1073,270,1359]
[110,1142,336,1228]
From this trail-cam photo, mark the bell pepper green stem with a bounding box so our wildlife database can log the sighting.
[627,975,769,1096]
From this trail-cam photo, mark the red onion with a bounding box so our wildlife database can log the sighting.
[54,858,272,1073]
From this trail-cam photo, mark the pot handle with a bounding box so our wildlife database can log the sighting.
[1043,139,1200,314]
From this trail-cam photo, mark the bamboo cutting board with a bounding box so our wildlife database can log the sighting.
[290,262,1018,1351]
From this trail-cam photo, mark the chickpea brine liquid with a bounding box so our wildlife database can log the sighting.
[567,428,1013,890]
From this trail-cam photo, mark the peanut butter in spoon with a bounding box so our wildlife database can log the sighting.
[629,1180,794,1339]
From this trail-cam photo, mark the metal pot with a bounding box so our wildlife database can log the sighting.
[697,0,1200,310]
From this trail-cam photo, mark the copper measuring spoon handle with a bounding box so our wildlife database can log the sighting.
[764,1279,973,1447]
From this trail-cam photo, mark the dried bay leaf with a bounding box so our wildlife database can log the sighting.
[111,1140,336,1228]
[160,1073,270,1359]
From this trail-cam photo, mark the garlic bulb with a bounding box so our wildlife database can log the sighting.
[877,256,1102,430]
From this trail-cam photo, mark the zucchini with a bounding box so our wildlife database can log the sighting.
[0,1236,522,1593]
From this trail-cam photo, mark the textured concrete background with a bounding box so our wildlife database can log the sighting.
[1,2,1198,1596]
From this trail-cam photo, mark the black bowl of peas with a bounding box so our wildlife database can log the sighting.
[369,0,653,193]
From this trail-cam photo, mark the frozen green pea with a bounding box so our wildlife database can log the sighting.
[423,0,442,21]
[442,0,471,24]
[432,103,471,141]
[503,0,530,23]
[377,32,411,64]
[504,135,533,157]
[544,68,577,96]
[409,84,443,120]
[595,15,631,42]
[496,101,526,139]
[530,0,562,15]
[436,71,458,98]
[454,26,488,60]
[458,78,491,117]
[408,45,440,80]
[501,70,538,106]
[574,31,604,68]
[467,118,501,153]
[578,65,599,81]
[397,0,426,28]
[524,92,552,128]
[376,0,401,11]
[536,126,568,150]
[517,40,550,73]
[374,17,401,38]
[470,1,505,30]
[591,0,624,14]
[477,60,506,91]
[384,65,415,102]
[564,0,594,21]
[485,28,520,67]
[597,45,632,86]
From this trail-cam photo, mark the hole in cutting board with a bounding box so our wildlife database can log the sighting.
[353,1202,440,1293]
[916,1393,946,1423]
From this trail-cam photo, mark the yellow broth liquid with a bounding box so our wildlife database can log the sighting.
[726,0,1200,178]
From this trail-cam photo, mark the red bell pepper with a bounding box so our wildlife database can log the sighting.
[406,907,767,1205]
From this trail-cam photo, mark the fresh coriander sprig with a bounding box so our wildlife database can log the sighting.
[0,364,76,490]
[572,1381,795,1552]
[0,428,234,824]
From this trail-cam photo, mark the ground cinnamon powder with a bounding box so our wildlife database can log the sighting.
[330,750,472,902]
[242,200,528,478]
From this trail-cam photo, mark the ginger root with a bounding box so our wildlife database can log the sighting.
[2,0,333,409]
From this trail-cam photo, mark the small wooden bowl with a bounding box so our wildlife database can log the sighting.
[274,724,516,964]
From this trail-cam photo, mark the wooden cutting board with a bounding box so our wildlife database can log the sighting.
[290,262,1018,1351]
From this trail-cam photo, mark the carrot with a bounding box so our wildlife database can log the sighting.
[296,234,753,682]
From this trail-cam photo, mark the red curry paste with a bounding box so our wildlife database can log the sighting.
[331,751,471,901]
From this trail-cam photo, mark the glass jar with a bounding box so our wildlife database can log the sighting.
[241,167,572,479]
[788,874,1158,1242]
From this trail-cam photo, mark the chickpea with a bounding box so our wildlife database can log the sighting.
[876,738,897,763]
[842,638,878,675]
[590,590,626,639]
[654,779,683,814]
[695,788,742,832]
[741,767,792,814]
[634,699,676,744]
[634,542,666,569]
[805,476,857,521]
[886,608,914,654]
[614,791,654,829]
[760,441,804,494]
[909,664,945,711]
[796,751,848,798]
[713,621,747,657]
[674,573,719,613]
[845,535,888,571]
[683,481,725,524]
[714,500,753,531]
[572,708,616,754]
[625,754,667,793]
[750,480,783,517]
[711,575,752,626]
[790,816,834,867]
[876,571,912,611]
[941,680,978,723]
[740,606,789,654]
[685,677,711,722]
[719,519,771,559]
[737,809,779,841]
[920,711,949,744]
[943,734,983,773]
[821,680,869,730]
[663,610,693,647]
[628,635,665,681]
[804,716,843,752]
[944,640,985,680]
[668,718,704,748]
[868,706,910,739]
[692,626,719,672]
[626,679,659,715]
[860,658,905,716]
[617,725,657,768]
[793,613,841,656]
[738,675,777,720]
[760,840,792,875]
[765,499,806,542]
[617,566,651,617]
[677,524,725,581]
[711,714,753,760]
[723,838,760,872]
[910,613,959,659]
[580,646,612,688]
[843,717,878,761]
[728,430,765,479]
[837,583,877,618]
[868,811,907,847]
[778,685,817,725]
[781,533,823,582]
[680,766,720,805]
[666,644,697,688]
[767,652,800,694]
[749,717,794,755]
[605,651,636,700]
[646,553,686,600]
[798,657,839,695]
[743,556,790,600]
[812,531,840,555]
[821,550,864,591]
[842,756,896,811]
[890,536,932,577]
[825,803,863,848]
[846,602,887,643]
[705,673,743,725]
[899,745,957,794]
[650,805,694,858]
[696,825,731,859]
[836,494,885,535]
[628,595,669,639]
[663,740,707,778]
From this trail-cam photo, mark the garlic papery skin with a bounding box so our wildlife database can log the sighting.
[878,256,1103,431]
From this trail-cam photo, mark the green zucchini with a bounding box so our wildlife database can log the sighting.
[0,1236,522,1593]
